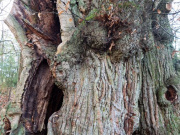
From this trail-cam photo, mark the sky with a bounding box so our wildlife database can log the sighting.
[0,0,19,52]
[0,0,13,20]
[169,0,180,50]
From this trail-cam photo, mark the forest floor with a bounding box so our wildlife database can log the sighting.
[0,88,12,111]
[0,93,9,110]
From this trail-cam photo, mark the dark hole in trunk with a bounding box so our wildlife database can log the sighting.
[22,59,63,135]
[44,85,63,134]
[165,85,177,102]
[24,85,63,135]
[132,130,140,135]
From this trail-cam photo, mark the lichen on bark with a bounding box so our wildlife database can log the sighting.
[0,0,179,135]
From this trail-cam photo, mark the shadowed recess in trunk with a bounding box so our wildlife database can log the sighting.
[22,60,63,134]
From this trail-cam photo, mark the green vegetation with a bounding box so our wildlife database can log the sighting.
[118,1,140,10]
[85,9,98,21]
[80,8,99,25]
[0,23,20,93]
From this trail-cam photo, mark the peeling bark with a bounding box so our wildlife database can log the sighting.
[0,0,179,135]
[56,0,75,54]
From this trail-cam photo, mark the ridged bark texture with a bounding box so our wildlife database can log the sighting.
[0,0,179,135]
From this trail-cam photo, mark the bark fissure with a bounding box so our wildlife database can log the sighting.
[1,0,180,135]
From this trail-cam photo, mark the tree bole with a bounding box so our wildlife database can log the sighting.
[0,0,179,135]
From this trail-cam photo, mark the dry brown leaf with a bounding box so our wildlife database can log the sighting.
[26,43,34,48]
[172,51,180,57]
[65,1,70,11]
[157,9,161,14]
[78,19,83,23]
[108,30,111,37]
[110,21,114,27]
[58,11,64,15]
[109,41,115,51]
[108,6,112,10]
[156,46,160,49]
[177,17,180,21]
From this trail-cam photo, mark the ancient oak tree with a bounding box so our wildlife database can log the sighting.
[1,0,180,135]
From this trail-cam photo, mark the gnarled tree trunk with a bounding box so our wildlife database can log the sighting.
[1,0,179,135]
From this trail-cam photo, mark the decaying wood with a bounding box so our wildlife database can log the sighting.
[3,116,11,135]
[1,0,179,135]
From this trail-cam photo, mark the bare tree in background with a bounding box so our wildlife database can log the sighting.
[0,1,20,105]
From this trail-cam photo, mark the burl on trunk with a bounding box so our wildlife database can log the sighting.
[1,0,179,135]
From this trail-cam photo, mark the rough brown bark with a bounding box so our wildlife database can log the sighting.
[0,0,179,135]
